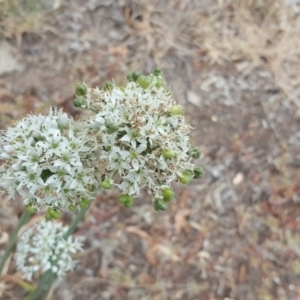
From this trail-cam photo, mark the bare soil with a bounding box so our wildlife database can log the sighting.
[1,1,300,299]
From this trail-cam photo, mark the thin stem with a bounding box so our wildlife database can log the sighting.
[0,210,31,276]
[26,269,54,300]
[28,200,92,300]
[63,200,91,238]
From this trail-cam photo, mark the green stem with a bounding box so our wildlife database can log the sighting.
[28,200,92,300]
[63,200,91,238]
[26,269,54,300]
[0,210,31,276]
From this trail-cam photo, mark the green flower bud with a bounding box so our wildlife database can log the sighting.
[79,198,90,209]
[155,77,163,88]
[193,166,205,179]
[73,96,85,107]
[170,105,183,116]
[48,208,60,219]
[68,204,77,211]
[119,194,133,208]
[153,67,162,76]
[101,179,113,190]
[179,171,192,185]
[137,75,152,89]
[162,149,176,159]
[76,83,87,96]
[154,199,167,211]
[187,146,201,159]
[45,213,52,221]
[103,81,113,91]
[107,124,119,134]
[25,205,37,214]
[162,188,174,202]
[127,74,133,82]
[105,119,119,134]
[131,71,141,82]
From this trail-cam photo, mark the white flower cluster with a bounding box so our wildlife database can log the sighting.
[75,70,203,210]
[0,108,100,213]
[15,220,82,280]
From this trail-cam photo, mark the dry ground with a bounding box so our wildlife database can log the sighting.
[1,0,300,299]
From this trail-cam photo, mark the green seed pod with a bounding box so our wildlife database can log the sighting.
[153,67,162,76]
[107,124,119,134]
[154,199,167,211]
[105,119,119,134]
[127,74,133,82]
[101,179,113,190]
[73,96,85,108]
[188,146,201,159]
[162,149,176,159]
[193,166,205,179]
[48,208,60,219]
[131,71,141,82]
[79,198,90,209]
[45,213,52,221]
[170,105,183,116]
[103,81,114,91]
[179,171,192,185]
[79,201,88,209]
[155,77,163,88]
[162,188,174,202]
[25,205,37,214]
[68,204,77,211]
[137,75,152,89]
[119,194,133,208]
[76,83,87,96]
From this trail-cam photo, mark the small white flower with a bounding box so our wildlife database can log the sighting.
[83,77,200,203]
[0,108,100,211]
[15,220,83,281]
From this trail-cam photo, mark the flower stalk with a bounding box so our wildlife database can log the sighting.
[0,209,31,277]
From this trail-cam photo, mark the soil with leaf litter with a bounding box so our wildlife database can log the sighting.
[0,1,300,299]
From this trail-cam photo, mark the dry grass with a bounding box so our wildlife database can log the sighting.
[0,0,53,41]
[125,0,300,107]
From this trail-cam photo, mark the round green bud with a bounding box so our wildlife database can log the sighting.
[170,105,183,116]
[103,81,113,91]
[68,204,77,211]
[127,74,133,82]
[119,194,133,208]
[131,71,141,82]
[73,96,85,107]
[188,146,201,159]
[48,208,60,219]
[154,199,168,211]
[25,205,37,214]
[76,83,87,96]
[162,149,176,159]
[155,77,163,88]
[179,171,192,185]
[79,198,89,209]
[153,67,162,76]
[101,179,113,190]
[137,75,152,89]
[193,166,205,179]
[105,119,119,134]
[107,124,119,134]
[45,213,52,221]
[162,188,174,202]
[79,201,88,209]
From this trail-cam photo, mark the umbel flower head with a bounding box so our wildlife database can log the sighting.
[74,68,204,210]
[0,108,101,213]
[15,220,82,280]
